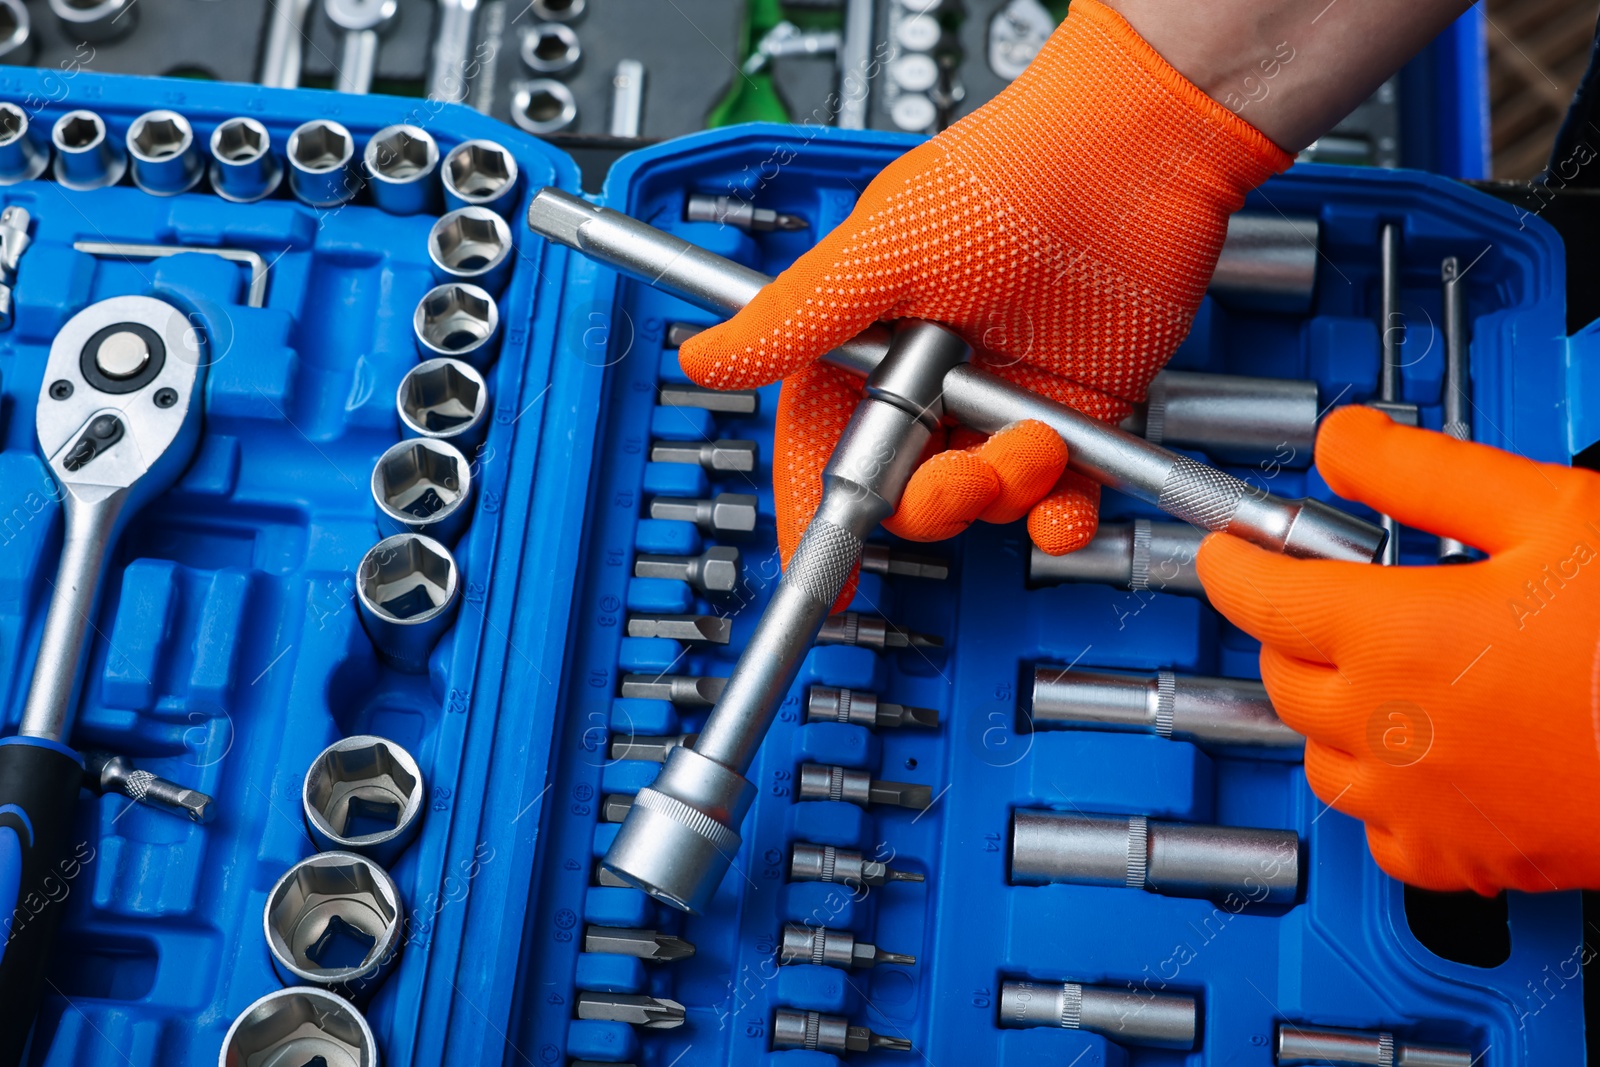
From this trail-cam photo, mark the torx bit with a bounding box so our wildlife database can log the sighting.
[575,992,686,1029]
[649,493,758,534]
[859,543,948,580]
[818,612,943,651]
[779,923,914,969]
[609,733,696,763]
[664,321,706,348]
[601,794,634,822]
[626,614,732,644]
[634,546,741,595]
[82,751,214,823]
[650,438,758,473]
[685,193,807,232]
[790,842,923,887]
[621,673,728,707]
[808,686,939,729]
[585,925,696,961]
[799,763,932,810]
[659,384,759,415]
[772,1009,912,1054]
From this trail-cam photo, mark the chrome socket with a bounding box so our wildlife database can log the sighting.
[398,357,489,448]
[510,79,578,136]
[264,851,403,1001]
[522,22,580,74]
[208,117,282,203]
[356,532,460,673]
[1031,666,1303,752]
[530,0,583,19]
[441,138,519,216]
[48,0,135,42]
[0,101,48,183]
[1028,520,1206,599]
[1277,1024,1473,1067]
[427,208,513,295]
[1000,979,1197,1050]
[303,735,426,866]
[126,110,202,196]
[0,0,34,64]
[51,110,126,190]
[364,123,440,216]
[218,987,377,1067]
[413,281,501,366]
[287,119,359,208]
[371,437,474,545]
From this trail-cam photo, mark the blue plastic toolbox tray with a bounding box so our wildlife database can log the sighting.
[0,69,1588,1065]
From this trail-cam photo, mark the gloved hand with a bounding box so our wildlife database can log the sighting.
[681,0,1289,579]
[1197,405,1600,894]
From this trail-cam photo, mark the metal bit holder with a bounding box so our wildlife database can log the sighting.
[779,923,915,969]
[83,751,214,823]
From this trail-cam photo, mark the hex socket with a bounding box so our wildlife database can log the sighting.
[428,208,514,295]
[0,0,33,65]
[372,437,473,545]
[264,851,403,1001]
[1209,212,1320,314]
[1011,809,1301,904]
[51,110,126,190]
[0,102,49,184]
[398,357,489,448]
[219,987,377,1067]
[126,110,203,196]
[1031,666,1303,751]
[1028,520,1205,598]
[522,22,580,74]
[356,533,461,673]
[511,78,578,136]
[303,735,426,866]
[48,0,135,42]
[1120,370,1319,467]
[442,138,520,216]
[208,117,281,203]
[413,281,501,366]
[1000,979,1197,1049]
[287,119,359,208]
[364,124,441,216]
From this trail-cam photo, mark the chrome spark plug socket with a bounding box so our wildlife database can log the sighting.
[126,110,202,196]
[209,117,282,203]
[398,357,489,448]
[363,123,440,216]
[413,281,500,366]
[427,207,513,295]
[264,851,403,1001]
[441,138,519,216]
[356,532,460,673]
[303,735,426,866]
[371,437,474,545]
[51,110,126,190]
[218,987,377,1067]
[0,101,48,183]
[287,118,359,208]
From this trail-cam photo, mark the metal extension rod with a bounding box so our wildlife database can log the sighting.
[1438,257,1471,563]
[1375,223,1405,566]
[526,189,1386,565]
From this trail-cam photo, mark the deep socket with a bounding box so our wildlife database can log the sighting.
[51,110,126,190]
[48,0,134,42]
[511,79,578,135]
[264,851,403,1001]
[522,22,581,74]
[1120,369,1319,466]
[442,139,520,216]
[398,357,489,447]
[303,735,426,866]
[364,124,441,216]
[1028,520,1205,598]
[218,987,377,1067]
[1277,1024,1473,1066]
[287,119,358,208]
[208,117,282,203]
[1000,979,1197,1049]
[126,110,202,196]
[356,533,461,673]
[428,207,514,295]
[371,437,473,545]
[413,281,501,367]
[1031,666,1302,751]
[1209,213,1320,314]
[0,102,48,184]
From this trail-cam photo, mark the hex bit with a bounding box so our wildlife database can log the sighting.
[818,612,942,650]
[686,193,807,232]
[1000,979,1197,1049]
[601,795,635,822]
[609,733,696,763]
[650,438,758,472]
[83,751,214,823]
[584,925,695,962]
[772,1009,912,1054]
[859,542,949,580]
[779,923,914,969]
[808,686,938,729]
[659,383,759,415]
[665,321,706,348]
[625,614,731,644]
[1277,1024,1473,1066]
[575,992,686,1029]
[620,673,728,707]
[634,546,740,595]
[799,763,932,810]
[649,493,758,534]
[595,863,631,887]
[790,843,923,887]
[1031,667,1303,751]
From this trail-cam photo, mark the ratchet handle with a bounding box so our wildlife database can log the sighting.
[0,737,86,1067]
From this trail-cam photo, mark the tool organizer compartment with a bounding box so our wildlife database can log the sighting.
[510,126,1585,1065]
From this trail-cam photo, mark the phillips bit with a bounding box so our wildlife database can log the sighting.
[779,923,915,969]
[601,794,635,822]
[818,612,943,651]
[859,543,948,580]
[609,733,696,763]
[799,763,932,810]
[649,492,758,534]
[585,925,697,961]
[664,321,706,348]
[658,384,759,415]
[808,686,939,730]
[634,545,741,595]
[790,843,923,887]
[83,751,214,823]
[685,193,807,232]
[575,991,686,1029]
[772,1009,913,1054]
[651,438,758,473]
[626,614,732,644]
[621,673,728,707]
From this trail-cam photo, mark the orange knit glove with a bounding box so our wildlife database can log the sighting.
[1197,406,1600,894]
[681,0,1289,575]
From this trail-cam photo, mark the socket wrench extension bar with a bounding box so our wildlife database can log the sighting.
[1277,1024,1473,1066]
[526,188,1385,565]
[1031,666,1303,751]
[1438,257,1472,563]
[1000,979,1197,1049]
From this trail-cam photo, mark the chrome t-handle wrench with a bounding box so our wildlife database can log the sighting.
[0,296,204,1065]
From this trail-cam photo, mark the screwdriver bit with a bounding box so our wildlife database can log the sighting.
[665,321,706,348]
[651,438,758,473]
[585,925,696,961]
[621,673,728,707]
[626,614,732,644]
[596,862,631,886]
[807,686,939,730]
[772,1009,912,1054]
[799,763,932,810]
[601,794,635,822]
[609,733,696,763]
[685,192,807,232]
[790,842,924,887]
[83,751,215,823]
[575,991,686,1029]
[634,546,741,595]
[658,384,759,415]
[859,543,949,580]
[818,612,943,651]
[649,493,758,534]
[779,923,915,969]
